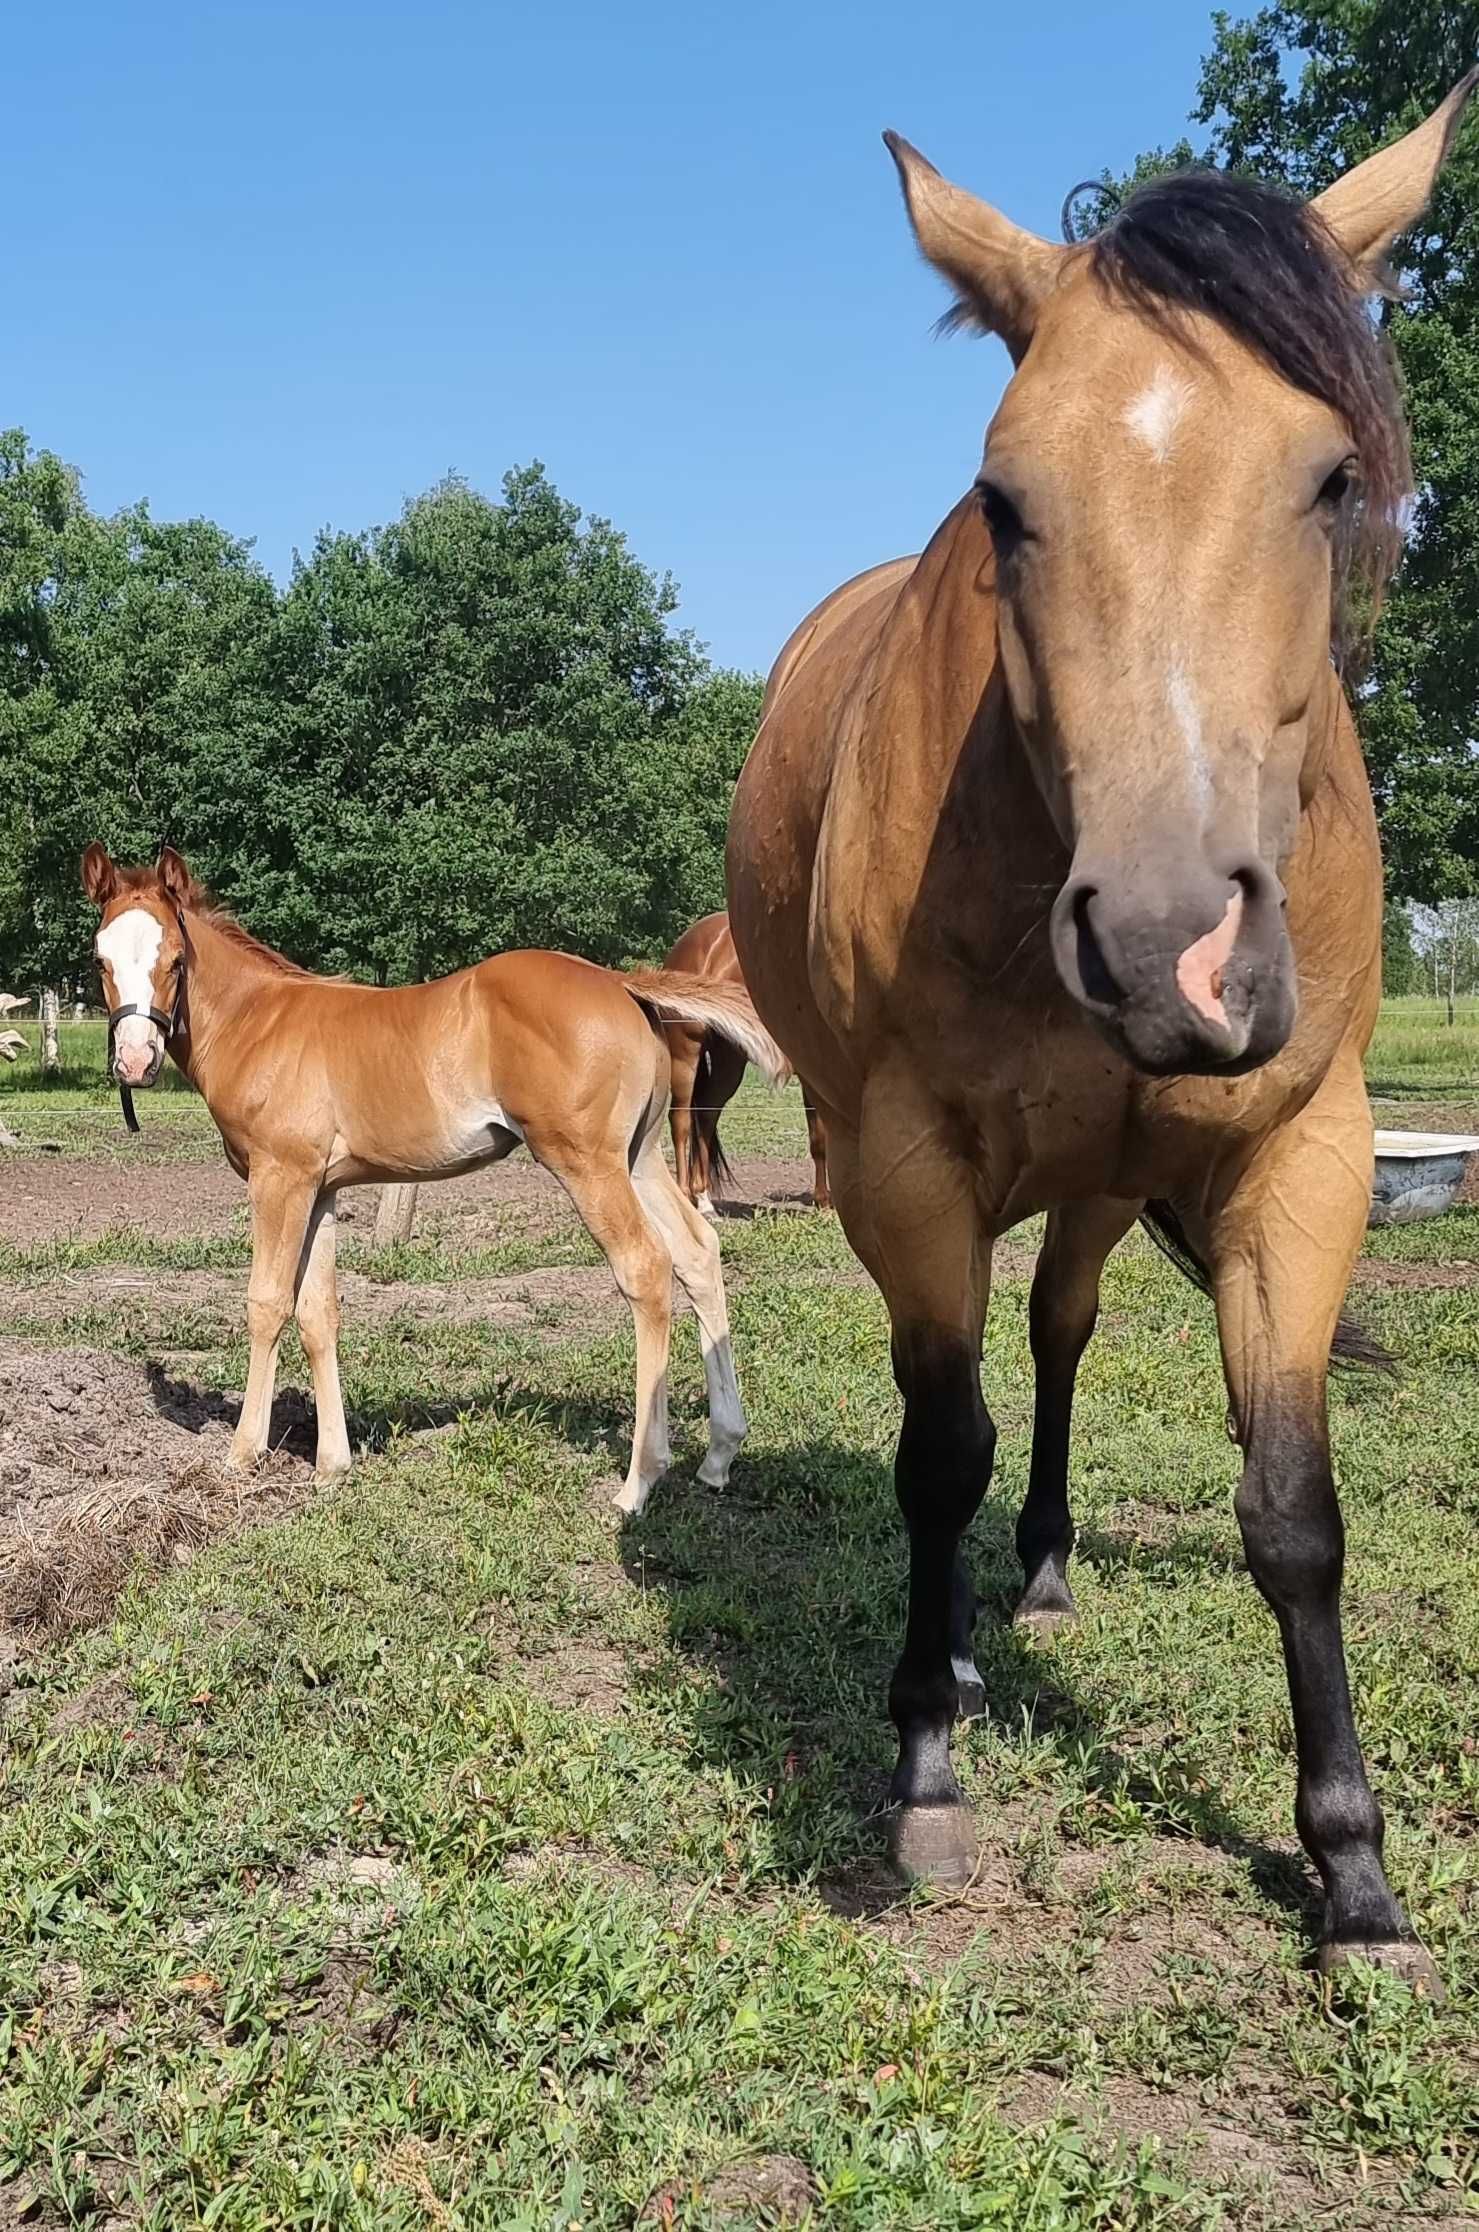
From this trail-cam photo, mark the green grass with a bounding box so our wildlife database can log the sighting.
[3,1075,1479,2226]
[1368,996,1479,1101]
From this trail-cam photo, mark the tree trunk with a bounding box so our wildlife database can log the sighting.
[375,1185,419,1246]
[40,988,61,1074]
[1448,937,1457,1027]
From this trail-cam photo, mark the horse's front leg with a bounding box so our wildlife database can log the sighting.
[1015,1195,1139,1632]
[830,1098,993,1887]
[1205,1054,1438,1991]
[228,1166,317,1474]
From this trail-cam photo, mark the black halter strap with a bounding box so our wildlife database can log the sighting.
[106,910,187,1134]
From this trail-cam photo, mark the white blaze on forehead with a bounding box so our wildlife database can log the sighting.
[1167,659,1213,810]
[96,908,164,1051]
[1123,366,1195,462]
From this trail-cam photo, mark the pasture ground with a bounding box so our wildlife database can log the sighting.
[1,999,1477,2228]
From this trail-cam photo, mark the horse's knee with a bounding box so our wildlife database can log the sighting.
[1235,1433,1343,1611]
[246,1290,293,1348]
[892,1329,996,1526]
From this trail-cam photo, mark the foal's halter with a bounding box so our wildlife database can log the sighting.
[106,909,187,1134]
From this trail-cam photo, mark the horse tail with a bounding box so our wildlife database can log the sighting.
[1139,1200,1395,1375]
[623,969,792,1086]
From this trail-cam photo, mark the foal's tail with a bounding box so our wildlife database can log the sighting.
[1139,1200,1397,1375]
[623,970,793,1087]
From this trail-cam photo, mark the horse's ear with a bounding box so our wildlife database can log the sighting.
[156,848,195,907]
[81,843,118,906]
[884,132,1066,362]
[1311,69,1478,283]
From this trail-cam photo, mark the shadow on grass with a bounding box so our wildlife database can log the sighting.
[616,1437,1315,1928]
[147,1358,643,1477]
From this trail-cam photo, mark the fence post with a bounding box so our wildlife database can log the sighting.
[375,1185,419,1246]
[40,988,61,1075]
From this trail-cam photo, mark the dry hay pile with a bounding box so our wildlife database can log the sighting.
[0,1346,310,1635]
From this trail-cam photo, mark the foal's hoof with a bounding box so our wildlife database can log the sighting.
[888,1802,978,1890]
[1318,1936,1445,2002]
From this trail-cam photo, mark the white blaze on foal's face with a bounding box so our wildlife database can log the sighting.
[96,907,167,1084]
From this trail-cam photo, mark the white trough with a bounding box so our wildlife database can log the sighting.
[1370,1130,1479,1227]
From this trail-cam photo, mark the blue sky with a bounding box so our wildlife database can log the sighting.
[12,1,1215,673]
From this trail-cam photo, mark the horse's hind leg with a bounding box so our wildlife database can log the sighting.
[538,1141,675,1517]
[667,1024,705,1204]
[229,1166,317,1473]
[294,1190,352,1479]
[830,1092,993,1888]
[633,1133,747,1486]
[693,1034,747,1213]
[801,1080,831,1210]
[1015,1196,1139,1633]
[1206,1051,1437,1991]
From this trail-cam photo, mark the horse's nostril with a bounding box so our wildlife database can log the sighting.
[1072,886,1122,1007]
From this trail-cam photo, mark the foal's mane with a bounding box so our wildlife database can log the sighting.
[193,905,321,979]
[115,864,321,980]
[1089,168,1412,660]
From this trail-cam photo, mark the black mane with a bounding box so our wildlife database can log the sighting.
[1091,168,1411,659]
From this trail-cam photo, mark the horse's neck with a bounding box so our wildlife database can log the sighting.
[811,497,1051,1021]
[172,913,284,1098]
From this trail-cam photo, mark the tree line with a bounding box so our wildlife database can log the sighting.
[1,433,760,996]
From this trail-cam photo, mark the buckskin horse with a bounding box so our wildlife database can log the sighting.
[662,910,831,1214]
[728,77,1476,1988]
[83,845,787,1516]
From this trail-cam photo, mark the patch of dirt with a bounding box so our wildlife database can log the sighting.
[640,2154,819,2226]
[500,1635,634,1718]
[297,1948,400,2058]
[10,1261,630,1344]
[502,1842,668,1901]
[2,1146,820,1250]
[0,1343,311,1636]
[1351,1258,1479,1290]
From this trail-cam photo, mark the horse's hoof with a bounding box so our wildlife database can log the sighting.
[1013,1605,1076,1640]
[1318,1936,1445,2001]
[696,1451,734,1489]
[888,1802,978,1890]
[313,1459,353,1485]
[222,1452,259,1481]
[953,1655,987,1721]
[612,1479,651,1518]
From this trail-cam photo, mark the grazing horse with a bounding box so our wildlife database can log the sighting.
[83,845,787,1516]
[728,79,1476,1987]
[663,911,830,1213]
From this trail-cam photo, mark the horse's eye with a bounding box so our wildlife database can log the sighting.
[977,481,1027,551]
[1316,459,1356,510]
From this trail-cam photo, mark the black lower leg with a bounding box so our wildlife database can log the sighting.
[887,1329,996,1838]
[1015,1366,1078,1622]
[950,1552,985,1718]
[1237,1405,1410,1954]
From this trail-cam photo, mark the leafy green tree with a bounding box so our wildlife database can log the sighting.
[264,465,722,979]
[0,428,280,992]
[1381,898,1419,994]
[1111,4,1479,899]
[1,437,760,992]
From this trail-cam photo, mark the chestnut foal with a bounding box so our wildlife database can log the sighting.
[84,845,787,1515]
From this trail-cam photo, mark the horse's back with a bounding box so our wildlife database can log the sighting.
[663,911,740,985]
